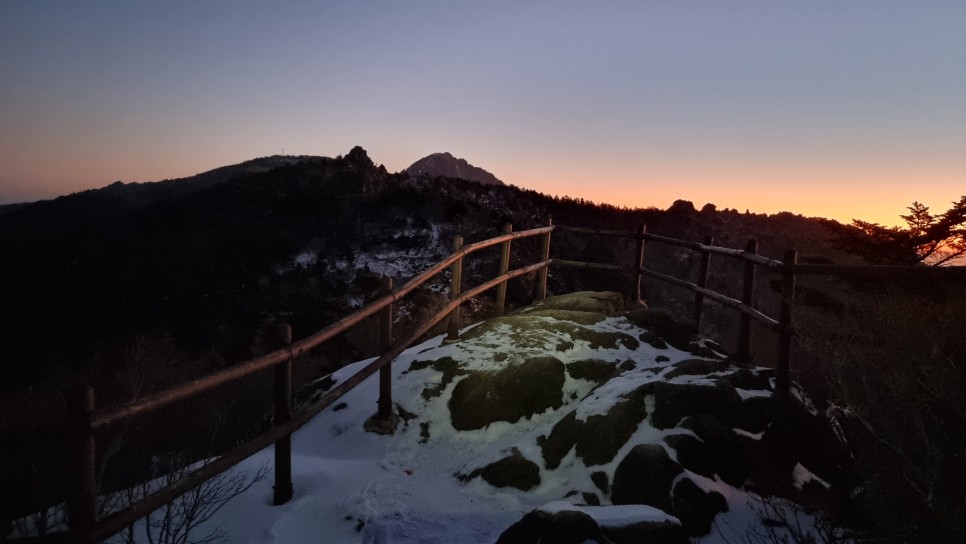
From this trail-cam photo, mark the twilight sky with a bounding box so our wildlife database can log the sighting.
[1,1,964,226]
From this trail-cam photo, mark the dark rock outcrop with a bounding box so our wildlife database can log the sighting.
[467,450,541,491]
[495,508,610,544]
[496,505,688,544]
[611,444,683,510]
[625,308,695,350]
[650,381,742,429]
[672,477,729,536]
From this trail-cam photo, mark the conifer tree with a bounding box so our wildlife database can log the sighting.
[833,196,966,265]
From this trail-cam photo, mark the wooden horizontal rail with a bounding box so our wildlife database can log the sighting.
[89,258,551,541]
[552,255,781,331]
[554,225,785,269]
[460,225,554,254]
[554,225,638,239]
[693,241,785,270]
[638,266,781,331]
[92,226,553,431]
[552,258,630,272]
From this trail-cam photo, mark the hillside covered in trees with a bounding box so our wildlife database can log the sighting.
[0,147,845,391]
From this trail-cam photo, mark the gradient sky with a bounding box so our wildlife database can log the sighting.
[1,1,964,226]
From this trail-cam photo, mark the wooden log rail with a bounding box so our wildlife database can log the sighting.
[10,219,963,543]
[12,223,554,544]
[91,225,555,432]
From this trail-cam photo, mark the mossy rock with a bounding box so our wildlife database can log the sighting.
[688,343,725,359]
[625,308,696,350]
[524,291,625,316]
[409,356,467,400]
[639,330,668,349]
[663,358,730,379]
[449,356,565,430]
[538,410,581,470]
[525,309,608,325]
[576,396,649,466]
[566,359,618,384]
[650,381,742,429]
[461,314,638,351]
[577,329,638,351]
[611,444,683,510]
[540,384,651,469]
[461,315,578,345]
[468,449,542,491]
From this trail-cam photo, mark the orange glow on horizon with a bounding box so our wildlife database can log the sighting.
[3,147,962,234]
[496,160,965,229]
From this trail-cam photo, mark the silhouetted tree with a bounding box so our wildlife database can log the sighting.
[832,196,966,265]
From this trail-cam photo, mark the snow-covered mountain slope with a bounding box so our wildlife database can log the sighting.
[159,292,854,544]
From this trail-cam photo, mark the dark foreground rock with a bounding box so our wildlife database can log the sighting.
[496,503,688,544]
[611,444,682,510]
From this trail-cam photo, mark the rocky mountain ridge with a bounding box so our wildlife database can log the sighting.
[0,146,850,390]
[405,151,505,186]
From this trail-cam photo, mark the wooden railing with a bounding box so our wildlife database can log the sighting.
[7,220,964,543]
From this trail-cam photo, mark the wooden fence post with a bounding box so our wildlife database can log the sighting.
[271,322,293,506]
[737,239,758,363]
[495,223,513,316]
[536,218,552,301]
[67,383,96,544]
[447,235,464,341]
[776,250,797,395]
[633,223,647,303]
[378,276,394,418]
[693,236,713,328]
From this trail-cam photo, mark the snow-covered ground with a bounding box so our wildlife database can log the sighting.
[116,302,831,544]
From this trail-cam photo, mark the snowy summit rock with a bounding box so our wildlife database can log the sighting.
[185,291,858,544]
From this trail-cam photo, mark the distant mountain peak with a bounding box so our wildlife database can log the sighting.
[405,152,504,186]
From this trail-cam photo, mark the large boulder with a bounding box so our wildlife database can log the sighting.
[449,356,565,430]
[496,503,688,544]
[650,381,742,429]
[611,444,683,510]
[679,414,749,487]
[466,449,541,491]
[495,508,608,544]
[461,315,638,351]
[625,308,696,350]
[566,359,619,384]
[526,291,625,316]
[576,397,649,466]
[539,384,650,469]
[671,477,729,536]
[664,433,716,478]
[663,358,730,379]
